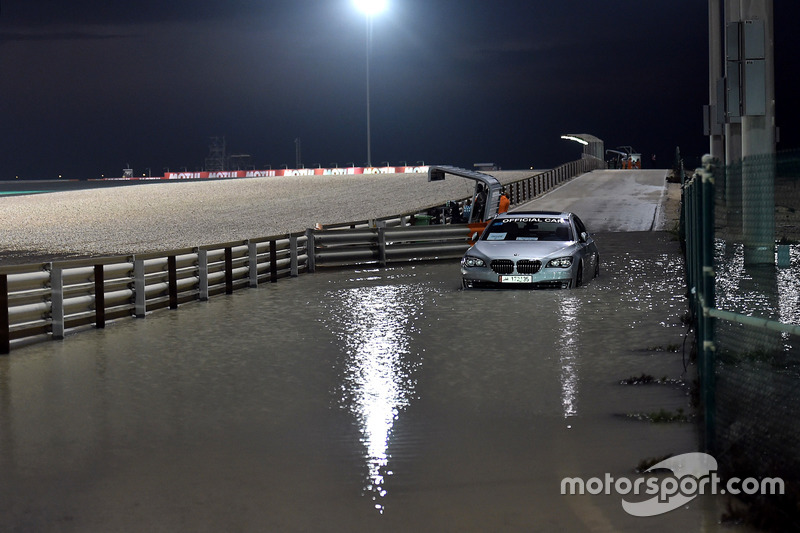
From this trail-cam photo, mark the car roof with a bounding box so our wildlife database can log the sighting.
[497,210,572,218]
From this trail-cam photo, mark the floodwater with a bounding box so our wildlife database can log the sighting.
[0,233,746,532]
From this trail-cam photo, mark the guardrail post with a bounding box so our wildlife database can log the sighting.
[225,247,233,295]
[1,274,9,354]
[198,249,209,301]
[377,224,387,267]
[168,255,178,309]
[290,235,299,277]
[305,229,316,273]
[134,258,146,317]
[50,266,65,339]
[94,265,105,329]
[270,239,278,283]
[248,241,259,288]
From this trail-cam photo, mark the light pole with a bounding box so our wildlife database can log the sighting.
[354,0,387,168]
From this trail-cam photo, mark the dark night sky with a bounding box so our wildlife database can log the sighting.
[1,1,798,179]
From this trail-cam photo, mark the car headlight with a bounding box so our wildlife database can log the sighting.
[462,256,486,268]
[546,256,573,268]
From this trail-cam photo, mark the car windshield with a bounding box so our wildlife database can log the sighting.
[481,216,573,242]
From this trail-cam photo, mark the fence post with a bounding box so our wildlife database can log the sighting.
[1,274,9,354]
[198,249,209,301]
[168,255,178,310]
[269,239,278,283]
[248,241,259,288]
[700,155,717,453]
[94,265,105,329]
[225,247,233,295]
[290,235,299,277]
[305,229,316,273]
[134,258,146,317]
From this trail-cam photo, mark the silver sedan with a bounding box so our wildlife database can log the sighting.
[461,211,600,289]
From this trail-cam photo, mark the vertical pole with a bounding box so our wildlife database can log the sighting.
[306,229,316,273]
[365,15,373,167]
[740,0,775,265]
[700,155,717,452]
[51,266,65,339]
[94,265,105,329]
[377,224,387,267]
[134,258,146,317]
[709,0,725,159]
[269,240,278,283]
[248,241,259,288]
[724,0,742,166]
[225,247,233,295]
[290,235,299,277]
[0,274,9,354]
[198,249,209,301]
[168,255,178,310]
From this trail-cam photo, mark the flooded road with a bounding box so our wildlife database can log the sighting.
[0,232,740,531]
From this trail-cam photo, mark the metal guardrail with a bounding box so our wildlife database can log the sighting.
[1,234,308,352]
[307,224,472,271]
[1,157,601,353]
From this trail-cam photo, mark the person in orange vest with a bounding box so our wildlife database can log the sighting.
[498,188,510,213]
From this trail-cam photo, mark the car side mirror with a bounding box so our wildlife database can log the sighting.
[580,231,588,243]
[470,232,479,241]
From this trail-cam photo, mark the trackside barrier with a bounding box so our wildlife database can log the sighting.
[319,157,604,229]
[0,234,308,352]
[0,158,601,353]
[310,224,472,268]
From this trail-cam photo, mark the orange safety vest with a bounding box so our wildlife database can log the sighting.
[498,194,510,213]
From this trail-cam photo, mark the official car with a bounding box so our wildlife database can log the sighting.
[461,211,599,289]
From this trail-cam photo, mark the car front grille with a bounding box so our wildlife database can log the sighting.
[516,260,542,274]
[490,259,514,274]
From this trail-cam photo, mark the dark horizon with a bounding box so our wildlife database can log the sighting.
[1,1,798,180]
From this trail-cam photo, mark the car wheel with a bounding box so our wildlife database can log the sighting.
[575,262,583,288]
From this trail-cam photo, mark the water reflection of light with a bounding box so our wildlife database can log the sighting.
[330,284,421,514]
[558,295,581,418]
[777,245,800,326]
[716,241,800,326]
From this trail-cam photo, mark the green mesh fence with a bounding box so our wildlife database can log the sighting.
[686,149,800,527]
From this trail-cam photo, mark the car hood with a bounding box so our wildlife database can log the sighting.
[469,240,576,259]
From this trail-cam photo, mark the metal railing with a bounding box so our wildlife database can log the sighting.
[1,234,308,350]
[1,157,602,353]
[307,224,472,271]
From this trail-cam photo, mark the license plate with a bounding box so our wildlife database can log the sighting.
[499,275,532,283]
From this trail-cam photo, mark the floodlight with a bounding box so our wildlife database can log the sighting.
[354,0,388,16]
